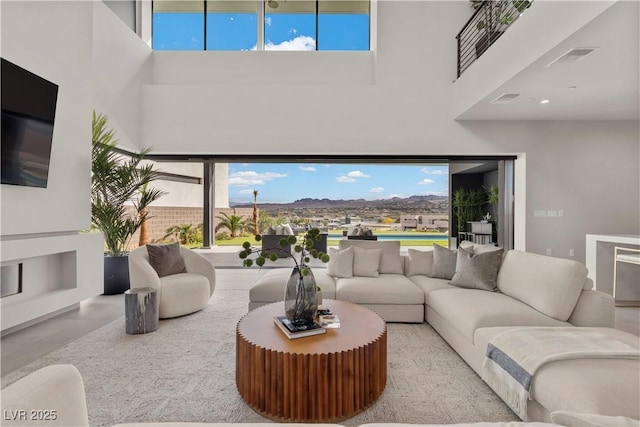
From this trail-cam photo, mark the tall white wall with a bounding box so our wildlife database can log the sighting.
[93,1,151,150]
[1,1,93,236]
[138,1,639,262]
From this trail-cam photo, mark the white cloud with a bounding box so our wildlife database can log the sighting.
[265,17,272,26]
[370,187,384,193]
[229,170,287,186]
[238,189,256,195]
[336,176,357,183]
[422,168,447,175]
[290,27,297,34]
[347,170,370,178]
[265,35,316,51]
[299,166,317,172]
[417,179,435,185]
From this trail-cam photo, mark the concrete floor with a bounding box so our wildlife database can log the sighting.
[2,247,639,377]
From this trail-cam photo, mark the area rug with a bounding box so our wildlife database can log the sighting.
[1,289,517,426]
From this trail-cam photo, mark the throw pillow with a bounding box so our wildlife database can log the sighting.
[406,249,434,276]
[550,411,640,427]
[459,240,502,254]
[450,246,504,291]
[146,243,187,277]
[428,244,457,280]
[281,223,294,235]
[352,246,382,277]
[327,247,354,278]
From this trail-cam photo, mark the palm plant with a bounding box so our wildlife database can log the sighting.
[91,111,165,256]
[164,223,196,245]
[215,212,248,238]
[252,190,259,235]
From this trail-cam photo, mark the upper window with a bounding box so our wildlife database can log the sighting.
[152,0,370,51]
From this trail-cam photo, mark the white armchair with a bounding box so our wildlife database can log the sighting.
[129,246,215,319]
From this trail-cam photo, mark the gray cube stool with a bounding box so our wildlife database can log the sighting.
[125,287,159,334]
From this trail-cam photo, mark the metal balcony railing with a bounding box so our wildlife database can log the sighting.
[456,0,533,78]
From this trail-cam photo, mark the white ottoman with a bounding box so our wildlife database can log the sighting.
[248,267,337,311]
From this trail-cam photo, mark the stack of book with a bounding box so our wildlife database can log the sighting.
[274,316,326,340]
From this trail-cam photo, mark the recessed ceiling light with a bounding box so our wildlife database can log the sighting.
[540,99,550,104]
[569,85,577,89]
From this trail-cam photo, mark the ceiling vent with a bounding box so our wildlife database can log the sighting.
[491,93,520,104]
[546,48,597,67]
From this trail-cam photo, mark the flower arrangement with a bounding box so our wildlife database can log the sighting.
[239,228,330,325]
[238,227,330,273]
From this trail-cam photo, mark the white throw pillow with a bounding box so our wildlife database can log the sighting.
[551,411,640,427]
[459,240,502,254]
[406,249,434,276]
[327,247,354,278]
[352,246,382,277]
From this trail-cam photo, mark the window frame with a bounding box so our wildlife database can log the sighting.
[148,0,371,51]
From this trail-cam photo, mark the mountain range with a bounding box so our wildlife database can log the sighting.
[231,194,448,212]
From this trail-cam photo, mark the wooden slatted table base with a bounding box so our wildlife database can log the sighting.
[236,300,387,422]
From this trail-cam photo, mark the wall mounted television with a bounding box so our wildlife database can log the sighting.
[1,58,59,188]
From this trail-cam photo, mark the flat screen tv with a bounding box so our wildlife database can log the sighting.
[1,58,59,188]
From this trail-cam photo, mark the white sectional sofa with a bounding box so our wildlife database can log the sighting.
[248,240,640,423]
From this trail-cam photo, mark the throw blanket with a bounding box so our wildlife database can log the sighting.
[482,327,640,420]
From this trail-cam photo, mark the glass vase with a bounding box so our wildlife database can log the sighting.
[284,265,318,326]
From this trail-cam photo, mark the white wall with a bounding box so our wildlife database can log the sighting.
[93,1,151,150]
[0,1,93,236]
[137,1,639,262]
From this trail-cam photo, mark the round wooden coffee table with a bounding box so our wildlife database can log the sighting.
[236,299,387,422]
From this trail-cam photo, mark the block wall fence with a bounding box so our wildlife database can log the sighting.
[125,207,254,249]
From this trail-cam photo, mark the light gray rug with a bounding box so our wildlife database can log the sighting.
[1,289,517,426]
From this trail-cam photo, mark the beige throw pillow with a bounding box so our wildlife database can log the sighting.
[327,247,354,278]
[450,246,504,291]
[406,249,434,276]
[352,246,381,277]
[146,243,187,277]
[428,244,457,280]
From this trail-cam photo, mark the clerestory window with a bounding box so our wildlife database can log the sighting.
[152,0,370,51]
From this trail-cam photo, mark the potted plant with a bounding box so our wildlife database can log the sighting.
[91,111,165,294]
[471,0,532,57]
[239,228,330,326]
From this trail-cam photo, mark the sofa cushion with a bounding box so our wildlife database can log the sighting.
[339,240,403,274]
[406,249,434,276]
[429,289,570,343]
[428,244,457,280]
[497,250,588,321]
[327,247,354,278]
[336,274,424,305]
[475,327,640,421]
[352,246,381,277]
[250,268,337,302]
[408,275,457,303]
[450,246,504,291]
[550,411,640,427]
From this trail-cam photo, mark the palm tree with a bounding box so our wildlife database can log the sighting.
[91,111,165,256]
[164,223,195,245]
[215,212,248,238]
[252,190,259,235]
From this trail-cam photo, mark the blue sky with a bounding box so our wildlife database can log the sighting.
[153,10,369,51]
[228,164,449,205]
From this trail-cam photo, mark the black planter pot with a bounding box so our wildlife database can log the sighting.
[104,254,130,295]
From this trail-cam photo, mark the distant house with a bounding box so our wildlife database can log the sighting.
[400,214,449,232]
